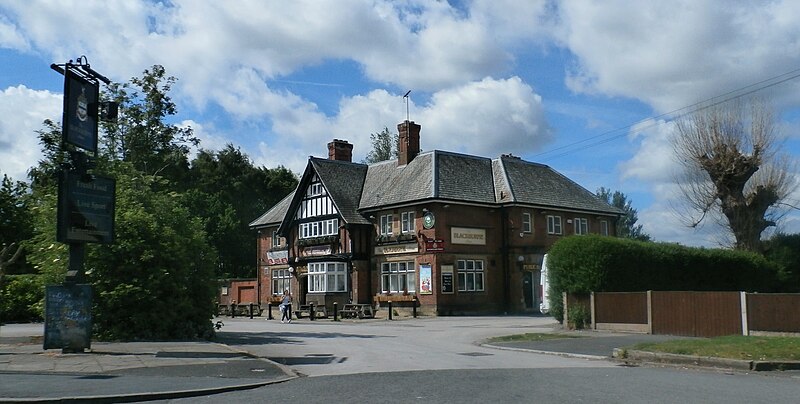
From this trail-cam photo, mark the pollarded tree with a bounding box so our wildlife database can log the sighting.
[672,98,797,252]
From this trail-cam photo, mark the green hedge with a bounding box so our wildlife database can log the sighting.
[546,235,781,322]
[0,274,44,323]
[763,234,800,292]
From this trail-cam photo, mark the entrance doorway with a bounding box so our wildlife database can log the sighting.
[522,272,534,309]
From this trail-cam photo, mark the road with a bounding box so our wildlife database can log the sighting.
[160,316,800,403]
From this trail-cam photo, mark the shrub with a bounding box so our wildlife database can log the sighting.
[0,275,43,323]
[568,304,590,330]
[546,235,781,317]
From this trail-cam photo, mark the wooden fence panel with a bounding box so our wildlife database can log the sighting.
[594,292,648,324]
[651,291,741,337]
[747,294,800,333]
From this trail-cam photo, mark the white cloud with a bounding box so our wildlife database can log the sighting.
[0,85,61,182]
[619,119,676,182]
[556,1,800,112]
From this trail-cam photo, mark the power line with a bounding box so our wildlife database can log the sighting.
[534,66,800,162]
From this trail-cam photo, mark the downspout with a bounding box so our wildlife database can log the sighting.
[501,207,510,315]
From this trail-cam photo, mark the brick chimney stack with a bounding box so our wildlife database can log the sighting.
[397,120,420,166]
[327,139,353,162]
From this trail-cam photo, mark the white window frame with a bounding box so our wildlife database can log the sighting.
[380,214,393,236]
[299,218,339,239]
[600,220,609,236]
[307,262,347,293]
[306,182,324,197]
[547,215,562,235]
[522,212,532,233]
[574,218,588,235]
[272,269,291,296]
[272,230,281,248]
[380,261,416,293]
[401,211,416,234]
[456,259,485,292]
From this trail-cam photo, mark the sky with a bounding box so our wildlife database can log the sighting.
[1,0,800,247]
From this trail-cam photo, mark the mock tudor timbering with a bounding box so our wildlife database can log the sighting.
[250,121,623,315]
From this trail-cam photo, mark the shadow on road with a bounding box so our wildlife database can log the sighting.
[216,330,388,347]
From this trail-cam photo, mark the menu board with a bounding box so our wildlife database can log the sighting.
[43,284,92,351]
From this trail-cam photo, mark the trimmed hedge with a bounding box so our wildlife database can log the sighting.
[546,235,781,322]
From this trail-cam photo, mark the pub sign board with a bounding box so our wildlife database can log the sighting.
[63,68,99,153]
[57,171,115,244]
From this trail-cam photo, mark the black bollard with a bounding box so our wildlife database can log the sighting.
[412,297,417,318]
[388,301,393,320]
[333,302,338,321]
[309,302,315,321]
[287,303,292,320]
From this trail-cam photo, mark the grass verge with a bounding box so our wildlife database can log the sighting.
[632,335,800,361]
[487,332,584,343]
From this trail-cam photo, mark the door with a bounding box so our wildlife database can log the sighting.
[522,271,534,309]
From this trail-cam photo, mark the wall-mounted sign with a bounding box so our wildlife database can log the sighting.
[441,264,454,294]
[523,264,541,271]
[300,245,332,257]
[451,227,486,245]
[374,243,418,255]
[266,250,289,265]
[419,264,432,294]
[425,238,445,252]
[422,211,435,229]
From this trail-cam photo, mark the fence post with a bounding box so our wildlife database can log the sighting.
[646,290,653,334]
[562,292,568,327]
[740,291,749,336]
[590,292,596,330]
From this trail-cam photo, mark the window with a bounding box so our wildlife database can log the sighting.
[306,182,323,197]
[272,230,281,248]
[600,220,609,236]
[381,261,416,293]
[307,262,347,293]
[547,215,562,235]
[299,218,339,239]
[574,218,588,235]
[272,269,291,295]
[380,214,393,236]
[522,212,532,233]
[457,259,484,292]
[401,211,415,234]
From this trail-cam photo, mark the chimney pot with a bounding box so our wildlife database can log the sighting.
[328,139,353,162]
[397,120,421,166]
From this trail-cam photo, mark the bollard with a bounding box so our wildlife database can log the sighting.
[412,297,417,318]
[288,303,292,320]
[249,303,254,319]
[268,302,274,320]
[388,301,393,320]
[333,302,338,321]
[231,303,236,318]
[309,302,315,321]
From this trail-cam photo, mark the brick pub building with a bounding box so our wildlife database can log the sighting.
[250,121,621,315]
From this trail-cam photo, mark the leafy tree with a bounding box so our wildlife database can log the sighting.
[0,174,33,276]
[100,65,197,183]
[363,127,398,163]
[186,145,297,277]
[762,233,800,292]
[596,187,651,241]
[672,98,797,251]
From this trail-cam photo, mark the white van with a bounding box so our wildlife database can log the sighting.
[539,254,550,314]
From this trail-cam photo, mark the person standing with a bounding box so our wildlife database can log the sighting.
[279,290,292,323]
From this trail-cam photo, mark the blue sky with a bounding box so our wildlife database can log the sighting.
[1,1,799,247]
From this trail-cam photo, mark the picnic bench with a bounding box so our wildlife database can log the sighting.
[294,304,328,319]
[339,304,375,319]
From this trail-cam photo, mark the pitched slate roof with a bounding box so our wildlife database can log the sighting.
[252,147,621,230]
[249,191,295,228]
[309,158,370,225]
[495,155,622,214]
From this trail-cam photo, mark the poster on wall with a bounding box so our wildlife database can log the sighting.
[419,264,432,294]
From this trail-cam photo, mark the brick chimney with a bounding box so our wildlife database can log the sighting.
[397,120,420,166]
[327,139,353,162]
